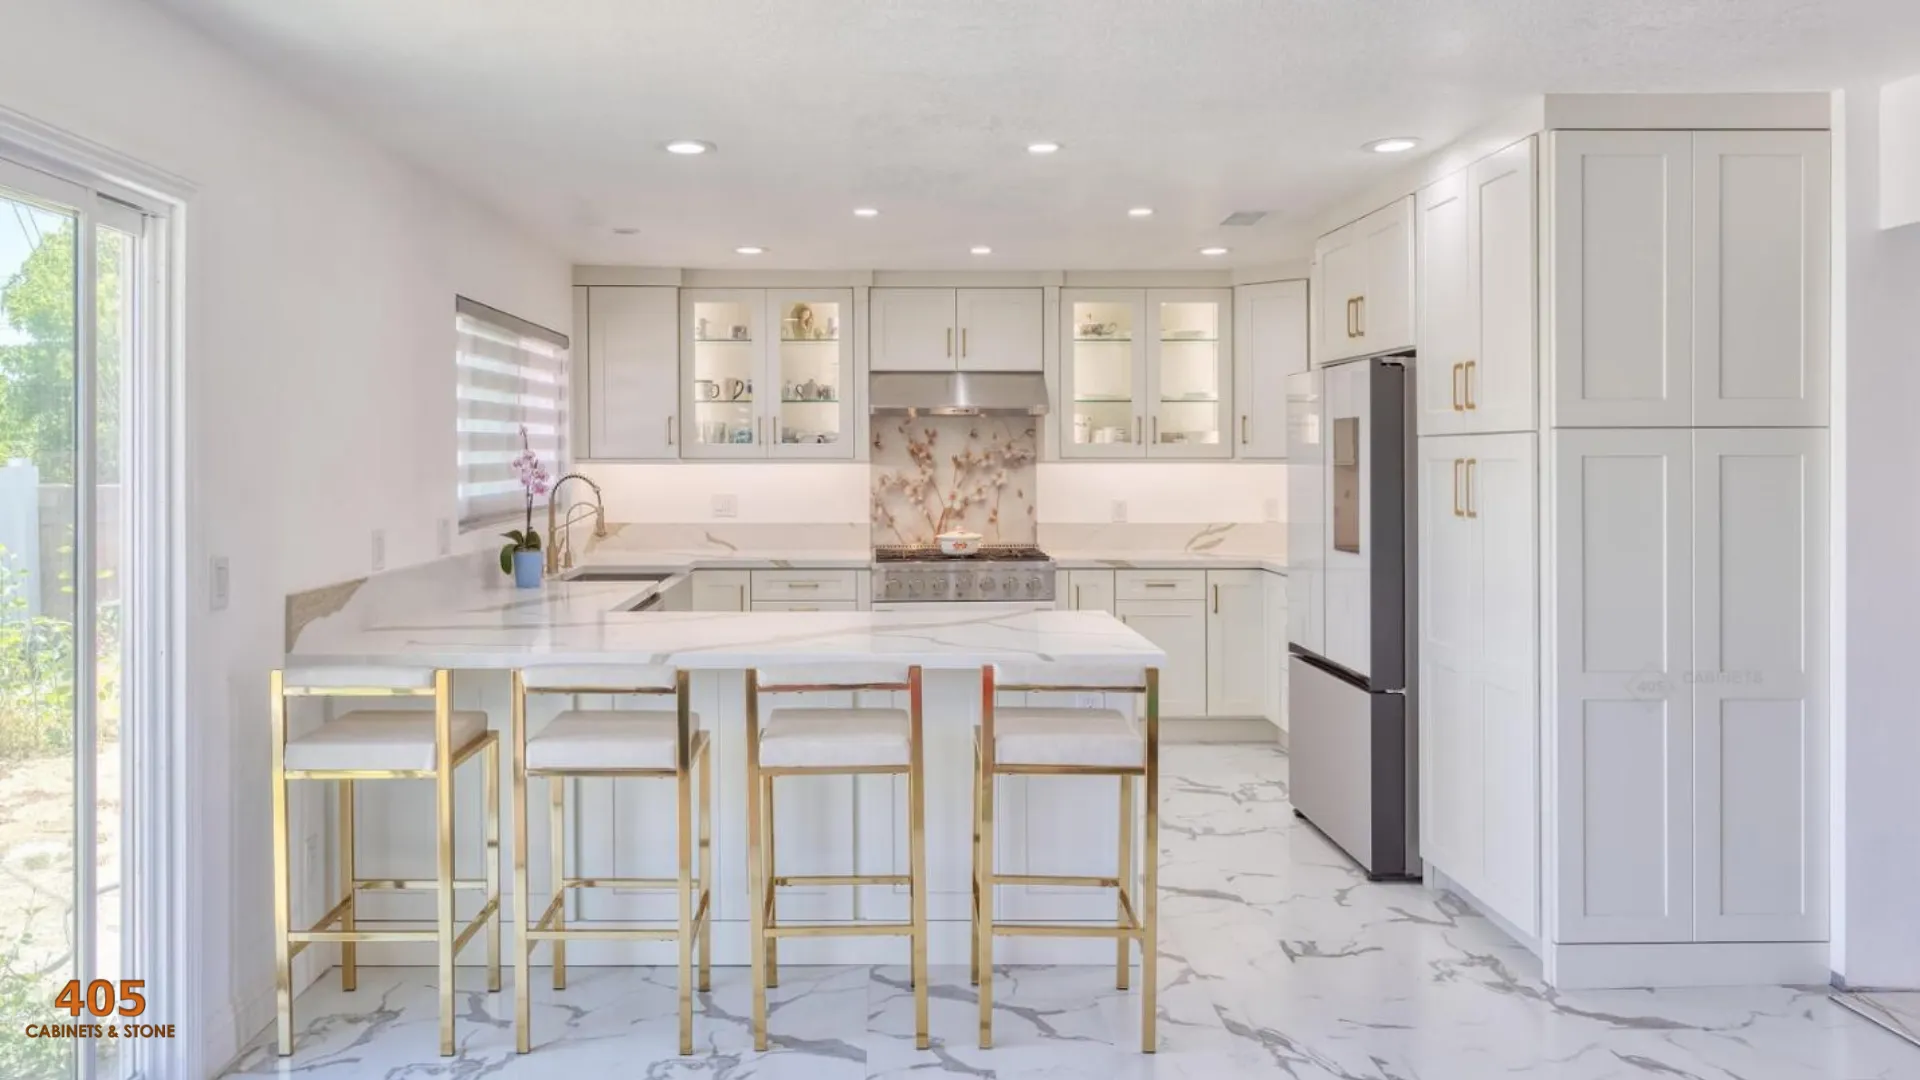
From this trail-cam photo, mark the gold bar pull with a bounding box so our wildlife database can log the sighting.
[1452,459,1464,517]
[1241,415,1249,445]
[961,328,968,357]
[1134,416,1141,444]
[1212,584,1219,614]
[667,416,675,444]
[1151,416,1158,443]
[946,327,953,358]
[1465,458,1478,519]
[1345,297,1358,339]
[1463,360,1477,410]
[1356,295,1366,337]
[1452,363,1464,412]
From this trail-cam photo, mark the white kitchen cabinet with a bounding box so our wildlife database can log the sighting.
[583,286,680,459]
[1691,132,1831,428]
[681,289,856,460]
[870,288,1042,372]
[1420,140,1537,437]
[1058,569,1116,614]
[1205,570,1266,717]
[1550,132,1695,428]
[1232,280,1308,459]
[690,570,749,612]
[1315,196,1414,364]
[1115,599,1208,718]
[1552,428,1695,943]
[956,289,1045,372]
[1690,428,1828,942]
[1061,288,1232,459]
[1419,432,1538,937]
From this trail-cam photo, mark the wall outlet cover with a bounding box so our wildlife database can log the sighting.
[1111,500,1128,523]
[437,517,452,556]
[713,494,739,519]
[210,555,230,612]
[370,529,386,572]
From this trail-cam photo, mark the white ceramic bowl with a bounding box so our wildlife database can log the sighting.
[936,531,983,556]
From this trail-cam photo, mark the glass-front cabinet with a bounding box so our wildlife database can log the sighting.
[1061,287,1233,459]
[682,288,855,459]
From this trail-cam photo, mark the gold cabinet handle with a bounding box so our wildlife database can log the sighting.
[757,417,764,444]
[787,581,822,590]
[946,327,953,358]
[1345,297,1358,339]
[962,327,969,357]
[667,415,675,444]
[1463,360,1477,410]
[1357,295,1366,337]
[1241,415,1250,445]
[1074,583,1082,608]
[1134,416,1142,444]
[1465,458,1478,518]
[1212,583,1220,614]
[1145,581,1180,589]
[1151,416,1158,443]
[1451,363,1463,411]
[1452,459,1464,518]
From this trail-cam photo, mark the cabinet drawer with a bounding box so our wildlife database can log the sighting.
[751,570,859,602]
[1115,570,1206,601]
[751,599,857,612]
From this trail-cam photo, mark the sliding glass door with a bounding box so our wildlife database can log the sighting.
[0,157,143,1080]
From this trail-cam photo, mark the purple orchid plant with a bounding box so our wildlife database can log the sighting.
[499,424,552,575]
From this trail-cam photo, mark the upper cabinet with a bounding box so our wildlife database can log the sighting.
[581,285,680,460]
[681,288,856,460]
[1315,196,1415,365]
[869,287,1042,372]
[1549,130,1829,428]
[1061,288,1233,460]
[1232,279,1309,459]
[1418,137,1538,437]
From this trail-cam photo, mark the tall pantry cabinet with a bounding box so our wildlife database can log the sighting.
[1410,122,1831,986]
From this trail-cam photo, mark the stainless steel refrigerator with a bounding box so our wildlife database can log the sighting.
[1285,353,1419,880]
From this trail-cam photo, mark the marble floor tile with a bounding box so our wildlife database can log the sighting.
[221,743,1920,1079]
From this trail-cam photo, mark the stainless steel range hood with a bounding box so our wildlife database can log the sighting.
[868,371,1051,415]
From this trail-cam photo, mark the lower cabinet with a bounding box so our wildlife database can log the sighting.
[1113,599,1209,718]
[1205,570,1266,716]
[1065,567,1283,721]
[690,569,750,611]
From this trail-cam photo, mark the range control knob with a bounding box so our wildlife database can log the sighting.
[980,576,997,593]
[884,578,902,597]
[1003,577,1018,596]
[908,579,922,596]
[1025,576,1041,594]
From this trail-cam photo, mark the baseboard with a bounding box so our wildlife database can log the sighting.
[1543,941,1829,989]
[1424,864,1541,956]
[1161,717,1280,743]
[348,920,1117,968]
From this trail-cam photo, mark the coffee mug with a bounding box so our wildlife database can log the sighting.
[724,378,747,401]
[695,379,719,401]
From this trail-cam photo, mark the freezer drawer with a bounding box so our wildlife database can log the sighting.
[1288,653,1412,878]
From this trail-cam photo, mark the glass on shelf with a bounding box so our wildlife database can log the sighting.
[1070,300,1138,445]
[778,299,844,447]
[1152,299,1225,448]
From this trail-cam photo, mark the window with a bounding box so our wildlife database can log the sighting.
[455,296,569,528]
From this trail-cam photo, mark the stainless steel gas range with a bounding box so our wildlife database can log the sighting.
[871,544,1056,610]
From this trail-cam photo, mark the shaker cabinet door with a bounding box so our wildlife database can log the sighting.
[1417,172,1471,436]
[1233,279,1308,458]
[1116,600,1208,718]
[871,288,957,371]
[1205,570,1267,717]
[586,286,680,460]
[956,288,1043,372]
[1466,138,1538,435]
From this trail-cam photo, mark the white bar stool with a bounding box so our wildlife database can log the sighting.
[745,664,929,1050]
[269,667,502,1057]
[973,663,1160,1052]
[510,665,712,1055]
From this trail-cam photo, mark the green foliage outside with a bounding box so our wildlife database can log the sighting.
[0,217,121,484]
[0,914,71,1080]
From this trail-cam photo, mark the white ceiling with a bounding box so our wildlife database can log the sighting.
[152,0,1920,270]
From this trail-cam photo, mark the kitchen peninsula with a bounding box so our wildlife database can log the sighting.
[283,570,1165,968]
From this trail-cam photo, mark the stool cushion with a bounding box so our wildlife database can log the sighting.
[760,708,911,769]
[526,710,698,771]
[284,709,488,772]
[991,707,1143,768]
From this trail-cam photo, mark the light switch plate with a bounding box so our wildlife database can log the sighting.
[371,529,386,572]
[1264,497,1281,522]
[713,494,738,519]
[209,555,229,612]
[1111,500,1127,523]
[437,517,452,556]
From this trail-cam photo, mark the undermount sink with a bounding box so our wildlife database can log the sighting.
[559,569,673,583]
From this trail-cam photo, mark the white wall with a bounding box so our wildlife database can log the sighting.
[0,0,572,1071]
[589,461,1286,526]
[1834,83,1920,989]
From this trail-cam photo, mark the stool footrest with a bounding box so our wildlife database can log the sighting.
[771,874,910,887]
[354,878,489,891]
[990,874,1121,888]
[523,894,712,944]
[764,922,915,939]
[561,876,710,891]
[991,922,1143,939]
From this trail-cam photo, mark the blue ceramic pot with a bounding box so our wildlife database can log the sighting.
[513,549,544,589]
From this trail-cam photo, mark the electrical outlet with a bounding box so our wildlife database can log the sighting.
[209,555,229,612]
[1111,500,1128,523]
[1264,497,1281,522]
[370,529,386,572]
[712,493,738,519]
[437,517,452,556]
[303,833,322,879]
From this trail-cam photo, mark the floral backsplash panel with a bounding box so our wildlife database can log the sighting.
[871,414,1037,546]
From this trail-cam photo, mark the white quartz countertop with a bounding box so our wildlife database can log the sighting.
[290,576,1165,671]
[571,549,1284,573]
[1049,551,1287,573]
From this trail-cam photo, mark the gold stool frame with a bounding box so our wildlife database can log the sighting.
[269,668,502,1058]
[973,667,1160,1052]
[744,666,929,1051]
[509,669,712,1055]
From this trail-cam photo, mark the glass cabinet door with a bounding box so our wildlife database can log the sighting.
[769,290,853,459]
[1062,289,1146,458]
[683,290,764,457]
[1148,289,1233,458]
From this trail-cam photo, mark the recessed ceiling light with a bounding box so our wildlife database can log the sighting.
[664,139,715,155]
[1026,142,1061,155]
[735,246,765,255]
[1363,137,1420,154]
[611,227,639,235]
[853,207,880,217]
[970,246,993,255]
[1199,246,1229,256]
[1128,207,1154,218]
